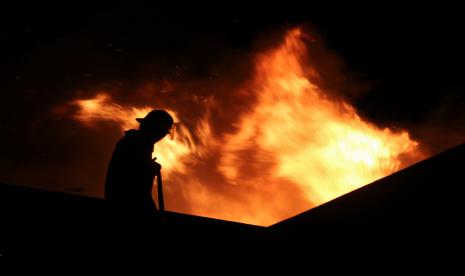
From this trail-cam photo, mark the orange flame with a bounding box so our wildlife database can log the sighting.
[219,29,421,205]
[68,28,424,226]
[71,93,211,174]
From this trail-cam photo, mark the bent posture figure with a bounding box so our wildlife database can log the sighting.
[105,110,173,221]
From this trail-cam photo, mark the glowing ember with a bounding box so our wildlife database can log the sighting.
[68,28,424,226]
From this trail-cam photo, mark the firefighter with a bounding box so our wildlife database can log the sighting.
[105,109,174,222]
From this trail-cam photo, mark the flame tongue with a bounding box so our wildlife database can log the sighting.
[68,28,423,226]
[219,28,420,207]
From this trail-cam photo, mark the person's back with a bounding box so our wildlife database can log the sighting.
[105,129,157,217]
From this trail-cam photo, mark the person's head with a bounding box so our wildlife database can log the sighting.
[136,110,174,142]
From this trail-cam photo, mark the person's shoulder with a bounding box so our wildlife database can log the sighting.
[124,129,139,137]
[117,129,140,144]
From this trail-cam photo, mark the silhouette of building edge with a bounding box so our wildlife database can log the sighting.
[1,143,464,269]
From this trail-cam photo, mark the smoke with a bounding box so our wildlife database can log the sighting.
[411,89,465,155]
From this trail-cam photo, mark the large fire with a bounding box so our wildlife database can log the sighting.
[69,28,424,226]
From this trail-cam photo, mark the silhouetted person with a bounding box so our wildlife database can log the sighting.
[105,110,174,223]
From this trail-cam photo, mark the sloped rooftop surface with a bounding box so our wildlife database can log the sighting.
[1,143,464,268]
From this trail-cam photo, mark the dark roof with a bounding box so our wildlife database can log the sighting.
[1,142,464,269]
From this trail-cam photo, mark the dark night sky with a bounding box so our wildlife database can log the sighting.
[1,2,464,196]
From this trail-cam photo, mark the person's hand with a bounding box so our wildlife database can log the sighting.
[152,161,162,173]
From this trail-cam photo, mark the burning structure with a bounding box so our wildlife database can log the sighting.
[2,1,465,269]
[65,29,424,226]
